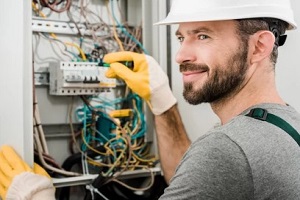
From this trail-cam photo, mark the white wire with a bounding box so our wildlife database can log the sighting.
[81,152,90,175]
[94,188,110,200]
[84,153,90,174]
[86,185,95,200]
[86,184,110,200]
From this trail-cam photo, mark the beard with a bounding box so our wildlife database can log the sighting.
[180,41,249,105]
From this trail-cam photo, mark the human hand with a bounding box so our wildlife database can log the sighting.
[0,145,55,200]
[104,51,177,115]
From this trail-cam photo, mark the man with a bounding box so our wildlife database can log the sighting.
[1,0,300,199]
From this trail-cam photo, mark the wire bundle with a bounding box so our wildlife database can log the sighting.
[33,92,81,177]
[34,0,71,13]
[32,0,147,63]
[73,94,157,177]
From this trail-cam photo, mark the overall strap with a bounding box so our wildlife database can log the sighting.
[246,108,300,146]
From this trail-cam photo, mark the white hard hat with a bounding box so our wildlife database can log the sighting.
[155,0,297,30]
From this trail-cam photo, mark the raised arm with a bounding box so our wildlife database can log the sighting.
[155,104,191,183]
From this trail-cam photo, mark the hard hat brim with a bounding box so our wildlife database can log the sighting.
[154,6,297,30]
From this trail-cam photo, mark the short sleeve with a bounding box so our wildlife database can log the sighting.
[159,132,254,200]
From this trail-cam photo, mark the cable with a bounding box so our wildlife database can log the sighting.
[65,42,87,61]
[105,0,124,51]
[37,0,71,13]
[32,2,87,61]
[110,0,148,54]
[32,2,57,38]
[110,167,155,191]
[34,95,49,154]
[33,124,81,176]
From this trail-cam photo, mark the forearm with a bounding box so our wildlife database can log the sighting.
[155,104,191,183]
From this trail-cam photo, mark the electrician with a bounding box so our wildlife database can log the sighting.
[1,0,300,199]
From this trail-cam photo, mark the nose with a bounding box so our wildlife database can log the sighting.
[175,42,197,64]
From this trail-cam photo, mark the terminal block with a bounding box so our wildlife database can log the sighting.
[49,62,116,95]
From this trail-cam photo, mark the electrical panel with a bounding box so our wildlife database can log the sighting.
[28,1,169,199]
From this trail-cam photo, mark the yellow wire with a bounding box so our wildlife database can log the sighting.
[32,2,57,39]
[132,152,157,163]
[81,129,107,156]
[103,144,127,176]
[32,2,87,61]
[82,127,130,175]
[65,42,87,61]
[105,0,124,51]
[88,158,114,167]
[81,95,157,174]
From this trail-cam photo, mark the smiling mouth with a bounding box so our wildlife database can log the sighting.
[182,69,208,76]
[180,63,209,73]
[182,70,208,83]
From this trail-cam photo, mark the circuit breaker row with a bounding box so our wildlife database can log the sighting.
[49,61,116,95]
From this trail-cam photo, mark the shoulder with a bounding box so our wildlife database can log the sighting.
[184,132,249,172]
[160,132,253,200]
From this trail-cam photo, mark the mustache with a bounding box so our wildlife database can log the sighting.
[179,63,209,73]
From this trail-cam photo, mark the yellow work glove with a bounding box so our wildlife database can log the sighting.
[104,51,177,115]
[0,145,55,200]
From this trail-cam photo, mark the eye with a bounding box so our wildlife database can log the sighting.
[177,36,184,43]
[197,34,209,40]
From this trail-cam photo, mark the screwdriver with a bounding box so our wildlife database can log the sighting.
[100,61,134,69]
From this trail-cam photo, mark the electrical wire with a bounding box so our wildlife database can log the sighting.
[105,0,124,51]
[65,42,87,61]
[38,0,71,13]
[32,2,88,61]
[67,9,85,39]
[32,2,57,39]
[110,167,155,191]
[33,93,80,176]
[65,92,158,195]
[38,32,75,60]
[33,121,81,176]
[34,150,62,169]
[110,0,148,54]
[34,95,49,154]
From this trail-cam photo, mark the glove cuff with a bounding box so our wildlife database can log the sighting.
[6,172,55,200]
[150,82,177,115]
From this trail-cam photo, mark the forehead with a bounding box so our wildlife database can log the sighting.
[175,20,238,36]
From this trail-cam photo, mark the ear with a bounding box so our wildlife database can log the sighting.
[249,30,275,64]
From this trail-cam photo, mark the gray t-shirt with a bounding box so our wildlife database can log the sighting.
[159,103,300,200]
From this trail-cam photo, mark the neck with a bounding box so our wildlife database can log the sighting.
[211,66,285,125]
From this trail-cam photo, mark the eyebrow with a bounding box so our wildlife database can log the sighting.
[175,27,213,36]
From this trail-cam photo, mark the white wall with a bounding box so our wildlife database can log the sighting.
[170,0,300,142]
[0,1,33,164]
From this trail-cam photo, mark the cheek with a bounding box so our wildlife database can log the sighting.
[193,41,237,75]
[194,46,213,66]
[208,48,235,71]
[194,43,226,67]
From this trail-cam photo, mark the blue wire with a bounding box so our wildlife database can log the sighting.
[110,0,149,54]
[77,93,147,155]
[82,104,88,151]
